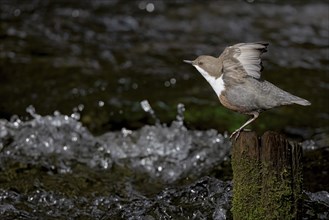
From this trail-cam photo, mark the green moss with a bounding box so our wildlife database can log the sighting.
[260,163,294,219]
[231,153,264,219]
[231,135,302,219]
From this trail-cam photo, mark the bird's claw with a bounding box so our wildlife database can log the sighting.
[230,129,241,140]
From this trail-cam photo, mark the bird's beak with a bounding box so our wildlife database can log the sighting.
[183,60,193,64]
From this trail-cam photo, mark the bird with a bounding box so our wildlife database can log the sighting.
[184,42,311,139]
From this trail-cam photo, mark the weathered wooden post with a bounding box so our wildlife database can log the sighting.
[231,131,262,218]
[231,131,303,220]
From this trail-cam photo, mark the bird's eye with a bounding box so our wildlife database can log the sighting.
[198,61,203,65]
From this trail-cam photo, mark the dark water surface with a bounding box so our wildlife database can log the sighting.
[1,0,328,134]
[0,0,328,219]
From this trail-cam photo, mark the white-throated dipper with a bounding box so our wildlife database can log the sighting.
[184,42,311,139]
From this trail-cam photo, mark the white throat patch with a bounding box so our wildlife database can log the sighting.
[194,65,225,96]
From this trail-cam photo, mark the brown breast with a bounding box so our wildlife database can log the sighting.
[219,93,250,114]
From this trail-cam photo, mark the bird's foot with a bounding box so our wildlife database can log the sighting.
[230,128,253,140]
[229,129,241,140]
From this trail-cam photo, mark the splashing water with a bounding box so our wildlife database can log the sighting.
[99,101,230,182]
[0,103,327,219]
[0,103,230,180]
[176,103,185,125]
[1,106,109,173]
[140,99,160,125]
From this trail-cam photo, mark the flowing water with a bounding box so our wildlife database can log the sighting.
[0,0,328,219]
[0,104,328,219]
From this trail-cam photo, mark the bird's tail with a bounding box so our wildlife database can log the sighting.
[277,86,311,106]
[263,81,311,108]
[292,97,311,106]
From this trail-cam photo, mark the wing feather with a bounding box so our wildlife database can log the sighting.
[221,42,268,79]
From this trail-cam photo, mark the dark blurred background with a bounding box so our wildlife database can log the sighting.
[1,0,328,137]
[0,1,328,219]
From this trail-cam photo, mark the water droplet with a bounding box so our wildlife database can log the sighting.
[71,135,78,142]
[170,78,176,85]
[44,141,50,148]
[121,128,132,137]
[0,126,8,138]
[98,100,105,107]
[140,100,160,125]
[141,100,151,112]
[78,104,84,111]
[71,112,80,120]
[101,160,109,169]
[26,105,37,118]
[146,3,155,12]
[176,103,185,122]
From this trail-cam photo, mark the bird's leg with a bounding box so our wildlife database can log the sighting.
[230,112,259,140]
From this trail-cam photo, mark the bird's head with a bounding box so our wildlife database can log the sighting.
[184,55,221,78]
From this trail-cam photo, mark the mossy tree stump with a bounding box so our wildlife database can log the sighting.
[231,131,303,220]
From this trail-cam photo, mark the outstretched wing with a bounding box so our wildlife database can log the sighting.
[220,42,268,79]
